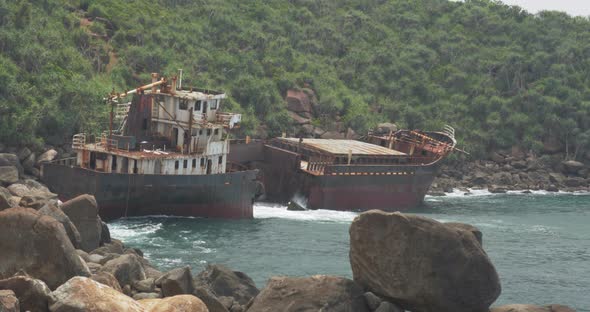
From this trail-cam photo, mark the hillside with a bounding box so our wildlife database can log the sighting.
[1,0,589,160]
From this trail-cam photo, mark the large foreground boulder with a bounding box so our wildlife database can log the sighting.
[0,166,18,185]
[349,210,501,312]
[138,295,209,312]
[49,277,145,312]
[0,275,53,312]
[247,275,369,312]
[490,304,576,312]
[0,208,90,289]
[196,264,258,306]
[61,194,102,252]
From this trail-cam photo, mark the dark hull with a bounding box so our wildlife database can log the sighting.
[303,166,438,211]
[41,164,258,220]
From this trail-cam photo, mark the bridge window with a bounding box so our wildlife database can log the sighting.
[214,129,219,136]
[192,159,197,168]
[207,129,212,136]
[179,99,188,110]
[183,159,188,168]
[218,156,223,164]
[195,100,201,111]
[200,158,205,167]
[175,160,179,169]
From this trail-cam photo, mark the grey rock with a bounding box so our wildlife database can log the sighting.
[0,154,23,177]
[0,166,18,185]
[100,254,146,289]
[193,286,229,312]
[375,301,403,312]
[196,264,258,306]
[61,194,102,252]
[39,203,82,248]
[445,222,483,246]
[19,192,58,210]
[363,292,382,310]
[562,160,585,174]
[349,210,500,312]
[156,266,194,297]
[91,271,122,292]
[247,275,369,312]
[134,278,155,293]
[36,149,58,165]
[0,208,90,289]
[88,254,105,264]
[100,221,111,245]
[133,292,160,300]
[0,275,52,312]
[86,262,102,274]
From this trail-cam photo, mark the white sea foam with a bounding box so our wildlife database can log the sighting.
[109,222,163,240]
[253,202,358,222]
[425,188,586,200]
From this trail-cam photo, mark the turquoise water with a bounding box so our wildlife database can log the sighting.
[109,192,590,311]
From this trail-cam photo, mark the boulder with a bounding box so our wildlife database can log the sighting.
[562,160,585,174]
[38,203,82,248]
[0,275,53,312]
[134,278,156,293]
[0,289,19,312]
[288,111,311,125]
[375,301,403,312]
[19,192,58,210]
[320,131,345,140]
[61,194,102,252]
[134,292,160,300]
[157,266,194,297]
[363,292,382,310]
[193,286,229,312]
[345,128,359,140]
[489,185,508,194]
[138,295,209,312]
[86,263,102,274]
[471,170,488,185]
[0,208,90,289]
[490,304,576,312]
[374,123,397,135]
[23,179,51,193]
[90,272,122,293]
[16,147,32,162]
[511,160,527,170]
[286,89,313,118]
[445,222,483,246]
[22,153,36,174]
[0,154,23,177]
[49,276,145,312]
[349,210,501,312]
[0,187,10,210]
[6,184,29,197]
[100,221,112,245]
[564,177,585,187]
[247,275,369,312]
[100,254,146,289]
[490,151,506,164]
[195,264,258,306]
[549,173,565,185]
[36,149,58,165]
[0,166,18,185]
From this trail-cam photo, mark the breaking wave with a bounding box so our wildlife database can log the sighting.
[253,202,358,223]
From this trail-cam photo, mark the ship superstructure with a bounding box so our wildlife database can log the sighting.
[42,73,258,220]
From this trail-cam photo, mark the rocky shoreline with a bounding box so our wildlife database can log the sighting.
[0,144,585,311]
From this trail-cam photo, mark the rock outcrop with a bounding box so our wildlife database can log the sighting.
[0,275,53,312]
[49,276,145,312]
[195,264,258,306]
[138,295,209,312]
[61,195,102,252]
[0,208,90,289]
[0,166,18,186]
[349,210,501,312]
[90,272,122,293]
[247,275,369,312]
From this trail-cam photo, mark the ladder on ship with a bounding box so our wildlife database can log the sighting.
[114,101,131,134]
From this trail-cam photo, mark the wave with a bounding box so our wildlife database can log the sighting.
[253,202,358,223]
[426,188,588,199]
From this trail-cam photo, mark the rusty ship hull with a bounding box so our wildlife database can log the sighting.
[42,160,259,221]
[230,127,456,212]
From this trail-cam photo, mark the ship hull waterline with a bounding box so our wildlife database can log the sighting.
[42,163,259,221]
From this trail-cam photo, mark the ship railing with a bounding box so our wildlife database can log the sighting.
[442,125,455,139]
[306,161,330,174]
[72,133,86,149]
[324,164,423,176]
[216,112,241,129]
[95,133,118,150]
[115,102,131,120]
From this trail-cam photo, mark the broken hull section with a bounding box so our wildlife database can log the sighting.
[42,163,258,220]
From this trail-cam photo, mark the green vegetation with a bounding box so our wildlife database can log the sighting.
[1,0,589,159]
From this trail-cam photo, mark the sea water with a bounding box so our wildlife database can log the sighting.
[109,192,590,311]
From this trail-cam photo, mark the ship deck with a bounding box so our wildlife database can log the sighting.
[278,138,407,156]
